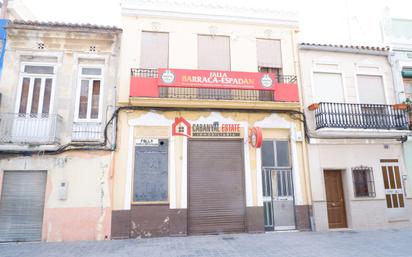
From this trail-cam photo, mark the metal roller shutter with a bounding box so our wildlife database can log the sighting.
[0,171,47,242]
[188,140,245,234]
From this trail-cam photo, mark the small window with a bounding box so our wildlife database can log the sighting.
[75,66,103,121]
[352,166,375,197]
[261,140,290,168]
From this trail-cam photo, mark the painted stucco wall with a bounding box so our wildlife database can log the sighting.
[118,15,299,103]
[0,151,113,241]
[308,141,412,231]
[0,25,120,143]
[112,110,309,212]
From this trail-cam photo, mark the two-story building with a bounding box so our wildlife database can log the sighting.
[299,43,412,231]
[0,20,121,242]
[110,0,312,238]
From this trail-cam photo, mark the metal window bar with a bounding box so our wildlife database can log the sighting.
[159,87,274,101]
[131,68,158,78]
[314,102,409,130]
[352,166,376,197]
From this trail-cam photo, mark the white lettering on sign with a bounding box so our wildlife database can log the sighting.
[136,138,159,146]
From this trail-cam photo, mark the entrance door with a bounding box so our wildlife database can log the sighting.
[0,171,47,242]
[188,140,245,234]
[324,170,347,229]
[261,140,295,231]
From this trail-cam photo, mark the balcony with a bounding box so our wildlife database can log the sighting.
[129,68,299,103]
[0,113,62,145]
[72,122,103,142]
[311,102,409,130]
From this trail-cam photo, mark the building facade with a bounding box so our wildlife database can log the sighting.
[0,20,121,242]
[299,43,412,231]
[110,1,312,238]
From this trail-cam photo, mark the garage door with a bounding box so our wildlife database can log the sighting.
[0,171,47,242]
[188,140,245,234]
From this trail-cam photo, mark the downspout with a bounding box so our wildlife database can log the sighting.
[292,29,314,231]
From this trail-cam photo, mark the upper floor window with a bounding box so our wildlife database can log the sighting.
[357,75,385,104]
[257,39,282,76]
[402,69,412,101]
[17,64,55,116]
[198,35,230,70]
[75,66,103,121]
[313,72,344,102]
[140,31,169,69]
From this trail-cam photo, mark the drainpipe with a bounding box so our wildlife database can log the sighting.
[0,0,8,19]
[387,50,405,104]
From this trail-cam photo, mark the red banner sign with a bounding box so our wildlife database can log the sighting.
[158,68,276,91]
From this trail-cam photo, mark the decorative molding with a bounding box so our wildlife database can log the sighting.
[121,0,299,27]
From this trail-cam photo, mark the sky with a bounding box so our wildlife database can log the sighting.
[11,0,412,46]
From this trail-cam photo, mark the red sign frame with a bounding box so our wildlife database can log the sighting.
[158,68,276,91]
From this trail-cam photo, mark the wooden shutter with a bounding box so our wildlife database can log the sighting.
[0,171,47,242]
[198,35,230,71]
[256,39,282,68]
[357,75,386,104]
[188,140,245,234]
[140,31,169,69]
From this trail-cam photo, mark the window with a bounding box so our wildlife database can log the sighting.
[140,31,169,69]
[256,39,282,75]
[75,66,103,121]
[261,140,290,168]
[403,77,412,101]
[198,35,230,70]
[17,64,55,116]
[313,72,344,102]
[352,166,375,197]
[133,139,168,202]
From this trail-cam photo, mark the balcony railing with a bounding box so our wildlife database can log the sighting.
[130,68,300,102]
[0,113,62,145]
[313,102,409,130]
[72,122,103,142]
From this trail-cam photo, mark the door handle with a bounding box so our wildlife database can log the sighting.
[331,203,336,207]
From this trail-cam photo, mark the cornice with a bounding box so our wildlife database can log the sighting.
[121,0,299,27]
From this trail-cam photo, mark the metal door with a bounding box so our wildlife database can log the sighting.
[188,139,246,234]
[261,140,295,231]
[0,171,47,242]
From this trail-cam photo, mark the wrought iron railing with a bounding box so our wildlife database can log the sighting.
[159,87,274,101]
[130,68,297,83]
[71,122,103,142]
[0,113,62,144]
[314,102,409,130]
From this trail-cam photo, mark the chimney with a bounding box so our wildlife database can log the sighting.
[0,0,8,19]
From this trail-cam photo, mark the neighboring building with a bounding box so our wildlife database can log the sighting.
[111,0,311,238]
[0,20,121,242]
[0,19,7,75]
[299,43,412,231]
[382,16,412,192]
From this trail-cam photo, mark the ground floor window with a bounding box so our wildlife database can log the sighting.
[352,166,375,197]
[133,139,168,203]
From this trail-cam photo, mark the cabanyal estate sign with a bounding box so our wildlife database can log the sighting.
[159,68,275,91]
[172,117,241,138]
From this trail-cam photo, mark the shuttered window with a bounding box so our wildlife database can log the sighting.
[256,39,282,68]
[313,72,345,102]
[198,35,230,70]
[140,31,169,69]
[357,75,386,104]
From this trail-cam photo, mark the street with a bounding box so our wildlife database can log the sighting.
[1,229,412,257]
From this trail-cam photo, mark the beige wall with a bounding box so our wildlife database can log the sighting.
[0,152,113,241]
[0,26,120,144]
[112,110,310,211]
[118,15,299,103]
[309,141,412,231]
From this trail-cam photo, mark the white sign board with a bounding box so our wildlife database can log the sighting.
[136,138,159,147]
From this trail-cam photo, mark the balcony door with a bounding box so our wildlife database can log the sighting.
[13,64,56,143]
